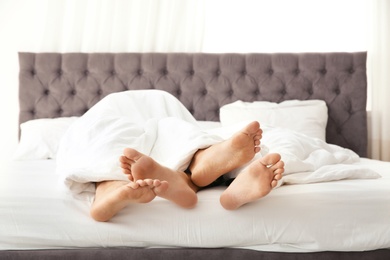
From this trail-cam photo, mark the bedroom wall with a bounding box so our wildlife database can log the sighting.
[0,0,367,162]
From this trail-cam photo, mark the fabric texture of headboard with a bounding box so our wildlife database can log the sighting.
[18,52,367,157]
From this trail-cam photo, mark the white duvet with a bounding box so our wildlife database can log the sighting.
[57,90,380,199]
[2,157,390,252]
[2,89,390,252]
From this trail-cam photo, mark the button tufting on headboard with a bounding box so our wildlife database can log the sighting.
[18,52,368,157]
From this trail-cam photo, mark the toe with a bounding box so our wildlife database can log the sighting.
[260,153,281,167]
[274,172,282,180]
[144,179,154,186]
[152,179,161,186]
[269,159,284,172]
[128,181,140,189]
[123,148,143,161]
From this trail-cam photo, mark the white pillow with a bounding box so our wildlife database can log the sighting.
[220,99,328,141]
[13,117,79,160]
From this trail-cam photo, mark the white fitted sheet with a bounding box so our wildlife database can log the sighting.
[0,158,390,252]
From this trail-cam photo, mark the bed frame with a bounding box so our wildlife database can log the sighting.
[18,52,367,157]
[8,52,386,259]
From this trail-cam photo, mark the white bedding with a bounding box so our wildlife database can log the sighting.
[56,90,380,200]
[3,90,390,252]
[1,158,390,252]
[56,90,225,198]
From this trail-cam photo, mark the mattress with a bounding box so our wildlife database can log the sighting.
[1,156,389,252]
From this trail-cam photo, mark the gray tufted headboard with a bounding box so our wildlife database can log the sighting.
[18,52,367,157]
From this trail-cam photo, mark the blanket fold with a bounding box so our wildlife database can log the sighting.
[56,90,224,198]
[56,90,380,199]
[259,126,381,185]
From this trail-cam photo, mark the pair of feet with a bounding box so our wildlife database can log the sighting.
[90,121,284,222]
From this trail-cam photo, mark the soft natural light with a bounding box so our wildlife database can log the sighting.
[203,0,367,53]
[0,0,369,161]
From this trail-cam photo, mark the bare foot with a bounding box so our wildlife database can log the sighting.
[189,121,262,187]
[120,148,198,209]
[219,153,284,210]
[90,179,168,222]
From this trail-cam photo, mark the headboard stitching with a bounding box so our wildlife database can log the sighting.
[18,52,367,157]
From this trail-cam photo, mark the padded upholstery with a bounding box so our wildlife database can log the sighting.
[18,52,367,157]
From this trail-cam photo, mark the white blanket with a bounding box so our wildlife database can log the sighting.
[259,126,381,184]
[56,90,380,199]
[56,90,226,198]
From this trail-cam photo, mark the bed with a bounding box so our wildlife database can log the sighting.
[1,52,390,259]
